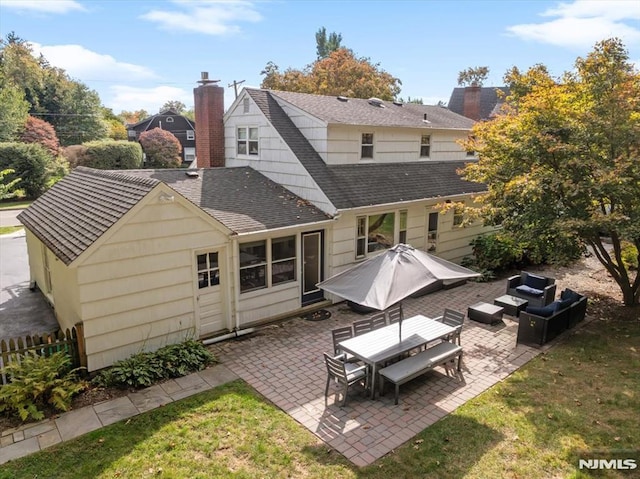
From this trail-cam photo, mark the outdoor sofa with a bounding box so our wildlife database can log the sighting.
[506,271,557,308]
[516,288,588,347]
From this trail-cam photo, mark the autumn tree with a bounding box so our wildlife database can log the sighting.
[261,48,401,100]
[160,100,186,113]
[119,109,149,124]
[457,66,489,86]
[18,116,60,157]
[139,128,181,168]
[461,38,640,305]
[315,27,342,59]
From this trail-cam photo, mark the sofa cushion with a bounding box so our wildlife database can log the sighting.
[556,297,574,311]
[560,288,581,303]
[516,284,544,297]
[524,272,548,290]
[526,302,558,317]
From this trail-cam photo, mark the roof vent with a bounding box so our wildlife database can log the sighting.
[337,96,348,102]
[392,101,403,106]
[185,171,200,178]
[368,97,384,107]
[423,113,430,123]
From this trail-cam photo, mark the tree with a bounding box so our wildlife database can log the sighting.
[457,66,490,86]
[461,38,640,305]
[160,100,186,113]
[18,116,60,157]
[0,143,51,198]
[0,168,22,200]
[315,27,342,59]
[119,109,149,124]
[0,83,29,142]
[261,48,401,100]
[139,128,181,168]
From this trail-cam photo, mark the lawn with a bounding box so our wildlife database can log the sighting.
[1,317,638,479]
[0,200,31,210]
[0,226,22,235]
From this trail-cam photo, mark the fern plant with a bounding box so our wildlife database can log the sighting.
[0,352,86,422]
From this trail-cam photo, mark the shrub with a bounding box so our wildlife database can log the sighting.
[468,233,524,272]
[61,144,88,169]
[0,142,51,198]
[620,241,638,270]
[0,352,86,422]
[92,340,216,389]
[139,128,181,168]
[81,140,143,169]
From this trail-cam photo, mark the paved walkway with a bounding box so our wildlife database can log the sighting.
[1,278,574,467]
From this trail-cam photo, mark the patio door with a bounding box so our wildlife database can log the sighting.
[301,231,324,305]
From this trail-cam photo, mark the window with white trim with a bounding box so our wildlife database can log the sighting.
[184,147,195,163]
[361,133,373,158]
[399,210,408,244]
[453,204,464,226]
[420,135,430,157]
[166,117,174,123]
[197,252,220,289]
[186,130,194,140]
[239,236,297,292]
[355,213,395,258]
[237,127,259,155]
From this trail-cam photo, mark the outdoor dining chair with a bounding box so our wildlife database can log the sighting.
[370,312,387,330]
[387,304,403,324]
[353,318,374,336]
[436,308,465,345]
[331,326,359,363]
[323,352,369,407]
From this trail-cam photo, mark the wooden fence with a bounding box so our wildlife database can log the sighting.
[0,323,86,386]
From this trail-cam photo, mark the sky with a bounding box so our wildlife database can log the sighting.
[1,0,638,115]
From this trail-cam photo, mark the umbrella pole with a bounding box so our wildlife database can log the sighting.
[398,302,404,343]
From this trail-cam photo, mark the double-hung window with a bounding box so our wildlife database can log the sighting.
[420,135,430,157]
[361,133,374,158]
[356,213,396,258]
[240,236,297,292]
[237,127,259,155]
[453,204,465,226]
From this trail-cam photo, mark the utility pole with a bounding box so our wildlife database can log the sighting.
[228,80,246,99]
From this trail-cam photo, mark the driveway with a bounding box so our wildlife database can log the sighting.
[0,209,23,227]
[0,230,59,339]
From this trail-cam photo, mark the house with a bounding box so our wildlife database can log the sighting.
[126,109,196,166]
[448,85,510,121]
[19,75,491,371]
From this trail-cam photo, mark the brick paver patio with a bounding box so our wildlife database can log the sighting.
[208,279,542,466]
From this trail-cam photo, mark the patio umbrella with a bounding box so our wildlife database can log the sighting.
[317,244,481,341]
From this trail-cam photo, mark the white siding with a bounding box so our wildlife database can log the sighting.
[78,191,230,371]
[325,125,471,165]
[224,92,335,214]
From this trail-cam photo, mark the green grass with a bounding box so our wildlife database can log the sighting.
[0,200,31,210]
[0,226,22,235]
[1,319,638,479]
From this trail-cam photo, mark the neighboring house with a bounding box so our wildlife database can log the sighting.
[19,76,492,371]
[448,85,510,121]
[126,109,196,166]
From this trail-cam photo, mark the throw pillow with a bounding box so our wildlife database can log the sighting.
[526,302,558,317]
[557,297,574,311]
[560,288,581,303]
[524,272,548,290]
[516,284,544,297]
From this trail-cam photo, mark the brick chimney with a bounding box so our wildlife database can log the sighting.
[462,84,481,121]
[194,72,225,168]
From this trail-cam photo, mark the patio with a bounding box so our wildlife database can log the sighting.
[208,278,541,466]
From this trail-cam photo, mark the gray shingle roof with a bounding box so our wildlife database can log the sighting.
[18,166,330,264]
[18,167,159,265]
[247,89,486,210]
[122,167,330,234]
[448,86,510,120]
[267,89,475,130]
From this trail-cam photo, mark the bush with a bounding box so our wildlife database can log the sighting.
[139,128,181,168]
[0,142,52,198]
[620,241,638,270]
[468,233,524,272]
[61,144,88,169]
[81,140,143,169]
[0,352,86,422]
[92,340,216,389]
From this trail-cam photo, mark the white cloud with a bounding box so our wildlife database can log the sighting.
[30,43,157,83]
[141,0,262,35]
[507,0,640,49]
[0,0,85,14]
[108,85,193,114]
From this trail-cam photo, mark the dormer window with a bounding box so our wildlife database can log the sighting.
[361,133,373,159]
[420,135,431,157]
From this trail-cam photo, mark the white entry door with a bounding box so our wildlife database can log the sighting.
[195,250,226,336]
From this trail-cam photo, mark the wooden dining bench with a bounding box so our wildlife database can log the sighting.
[378,341,463,405]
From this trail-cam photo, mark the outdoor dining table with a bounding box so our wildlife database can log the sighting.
[338,314,456,399]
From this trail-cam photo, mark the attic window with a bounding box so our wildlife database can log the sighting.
[166,117,174,123]
[243,97,250,113]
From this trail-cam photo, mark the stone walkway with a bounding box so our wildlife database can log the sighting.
[1,278,570,467]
